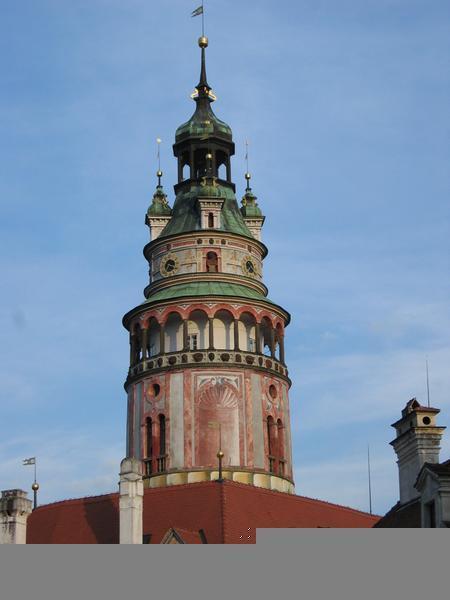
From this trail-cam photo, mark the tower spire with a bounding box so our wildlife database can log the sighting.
[196,35,213,100]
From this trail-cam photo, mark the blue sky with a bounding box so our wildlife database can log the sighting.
[1,0,449,516]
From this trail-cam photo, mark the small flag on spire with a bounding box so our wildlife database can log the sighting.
[23,457,36,465]
[191,5,204,17]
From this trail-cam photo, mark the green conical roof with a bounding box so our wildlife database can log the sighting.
[241,187,263,218]
[159,182,253,238]
[146,185,172,218]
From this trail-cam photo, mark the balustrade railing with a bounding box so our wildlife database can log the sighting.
[269,455,276,474]
[129,350,288,379]
[157,455,167,473]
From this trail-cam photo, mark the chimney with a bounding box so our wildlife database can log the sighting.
[390,399,446,504]
[119,457,144,544]
[0,489,33,544]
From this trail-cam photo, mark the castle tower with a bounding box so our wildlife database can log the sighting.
[391,398,446,504]
[122,36,294,494]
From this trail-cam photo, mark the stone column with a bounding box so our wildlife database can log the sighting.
[0,490,32,544]
[130,333,136,365]
[234,319,240,351]
[255,322,261,354]
[279,334,285,364]
[159,323,165,355]
[183,320,189,351]
[119,458,144,545]
[189,148,194,179]
[141,327,148,360]
[208,317,214,350]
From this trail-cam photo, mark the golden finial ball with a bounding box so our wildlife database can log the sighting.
[31,482,39,491]
[217,450,224,459]
[245,172,251,180]
[157,170,163,178]
[198,36,209,48]
[206,153,213,160]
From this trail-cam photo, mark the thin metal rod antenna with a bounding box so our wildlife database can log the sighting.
[156,138,161,172]
[245,140,250,173]
[202,0,205,37]
[426,358,431,408]
[367,445,373,515]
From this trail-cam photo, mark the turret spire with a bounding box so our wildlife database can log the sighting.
[195,36,214,101]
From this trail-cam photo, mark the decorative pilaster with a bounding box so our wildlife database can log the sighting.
[119,458,144,544]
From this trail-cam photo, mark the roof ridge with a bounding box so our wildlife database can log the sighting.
[31,491,118,511]
[220,480,380,518]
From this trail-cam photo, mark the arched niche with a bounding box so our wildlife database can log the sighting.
[147,317,161,357]
[260,316,274,357]
[187,309,209,350]
[213,310,234,350]
[164,312,183,352]
[195,378,240,467]
[216,149,230,182]
[238,312,256,352]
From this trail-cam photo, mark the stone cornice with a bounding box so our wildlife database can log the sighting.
[123,293,291,329]
[144,229,268,261]
[144,272,268,299]
[125,350,291,389]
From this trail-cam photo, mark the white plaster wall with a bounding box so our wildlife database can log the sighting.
[238,320,255,351]
[165,319,183,352]
[169,373,185,468]
[134,383,143,459]
[213,318,233,350]
[151,244,263,282]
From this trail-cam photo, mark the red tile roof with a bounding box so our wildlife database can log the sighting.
[27,481,379,544]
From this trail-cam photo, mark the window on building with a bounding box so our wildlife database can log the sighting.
[187,334,198,351]
[158,414,166,473]
[146,417,153,457]
[267,416,276,474]
[249,338,256,352]
[208,212,214,228]
[148,343,156,357]
[206,251,218,273]
[145,417,153,476]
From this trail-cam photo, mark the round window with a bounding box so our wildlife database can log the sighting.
[422,416,431,425]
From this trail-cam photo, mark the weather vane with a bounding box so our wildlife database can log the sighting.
[156,137,162,186]
[23,456,39,510]
[245,140,252,191]
[191,1,205,37]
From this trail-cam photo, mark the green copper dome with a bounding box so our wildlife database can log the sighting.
[146,185,172,217]
[175,104,232,142]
